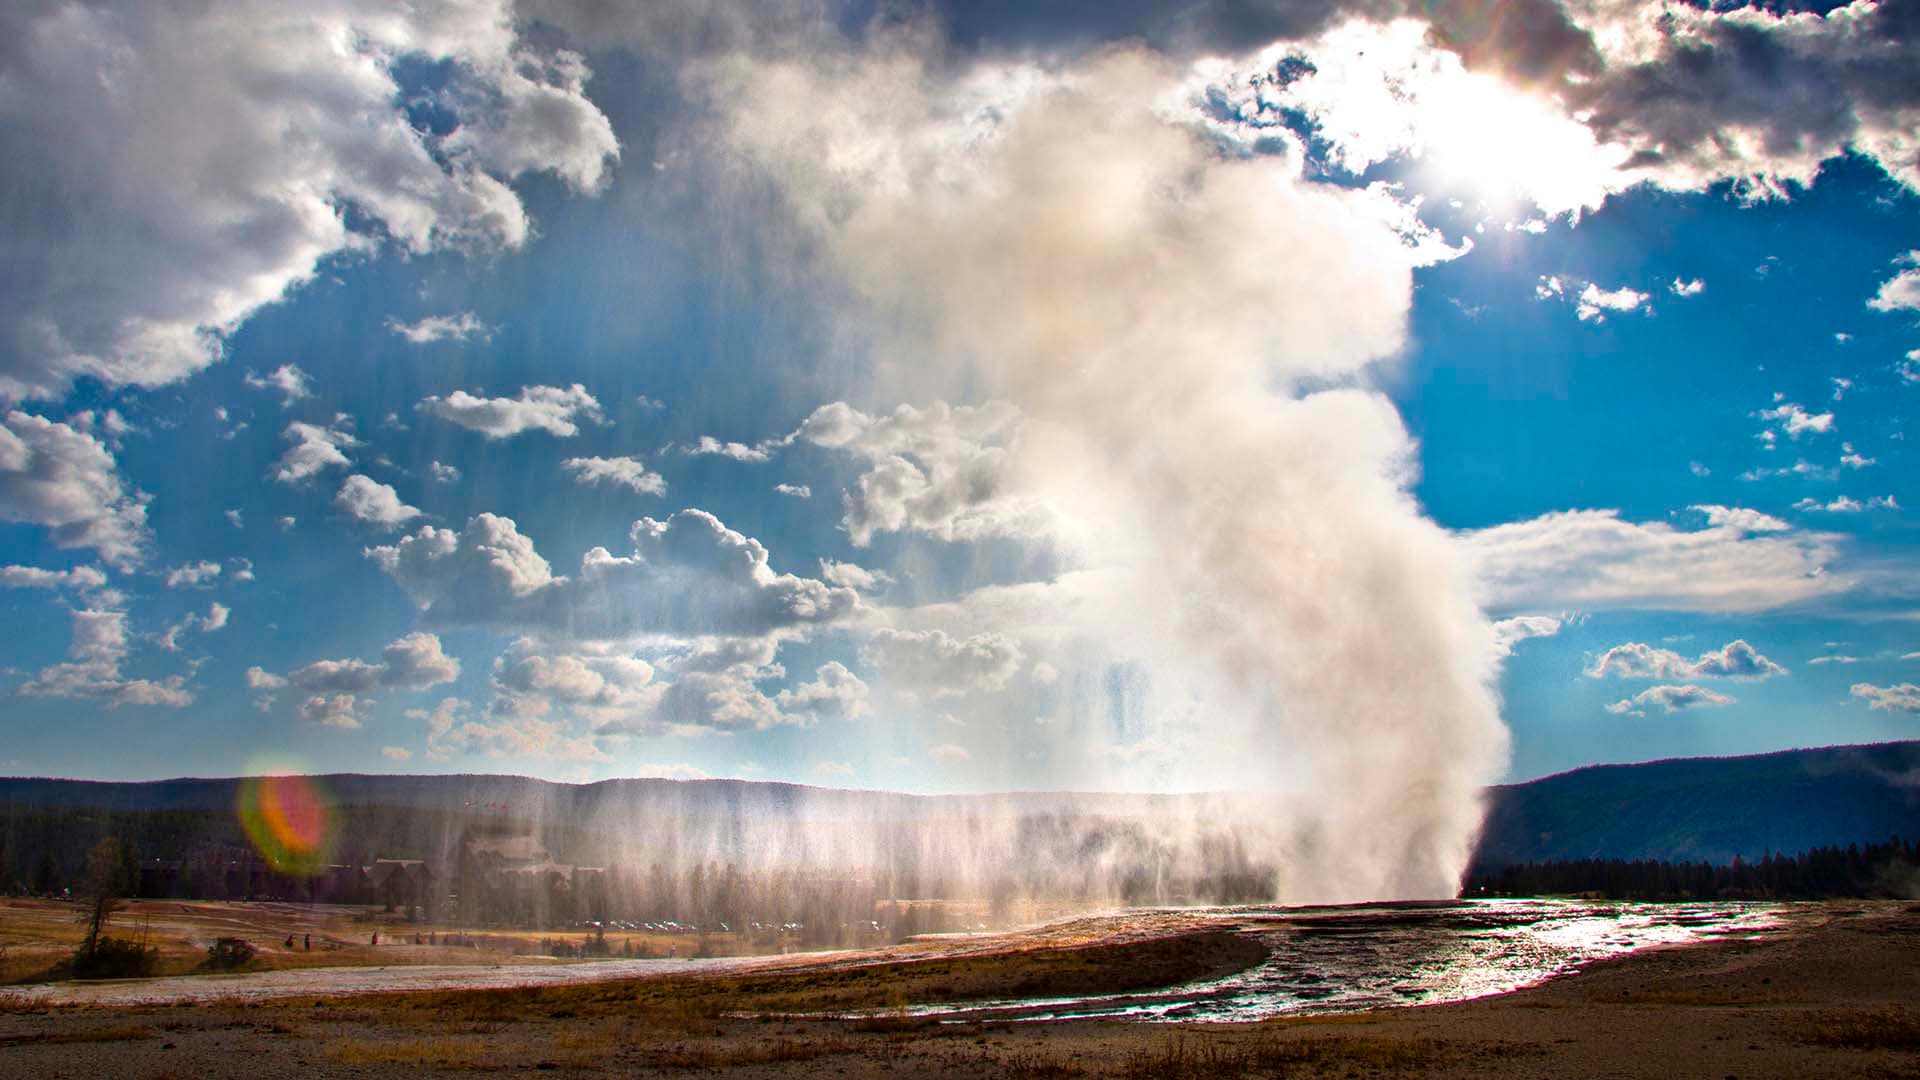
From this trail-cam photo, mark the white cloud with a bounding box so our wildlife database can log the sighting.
[284,632,460,694]
[0,564,107,590]
[1491,615,1561,656]
[164,560,222,588]
[228,557,254,583]
[158,601,229,652]
[1461,508,1848,614]
[1586,639,1785,681]
[1868,251,1920,314]
[245,667,287,691]
[242,364,311,407]
[790,400,1054,547]
[562,455,666,496]
[224,509,244,529]
[685,435,772,463]
[1689,461,1711,478]
[1669,278,1705,297]
[334,474,421,530]
[0,411,150,569]
[1604,684,1735,717]
[273,420,358,484]
[429,462,461,484]
[1850,682,1920,713]
[928,742,971,764]
[299,693,362,729]
[380,746,413,762]
[862,627,1024,695]
[367,508,859,643]
[1808,655,1861,665]
[818,559,891,592]
[385,312,492,345]
[773,661,871,722]
[1831,377,1853,401]
[1756,401,1835,440]
[1575,282,1652,322]
[773,483,812,498]
[277,516,297,531]
[1899,350,1920,385]
[0,1,616,400]
[412,695,605,763]
[419,384,603,439]
[19,607,191,707]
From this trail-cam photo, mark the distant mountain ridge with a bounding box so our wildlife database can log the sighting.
[1471,740,1919,869]
[2,740,1914,873]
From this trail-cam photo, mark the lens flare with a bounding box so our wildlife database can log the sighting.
[237,772,335,874]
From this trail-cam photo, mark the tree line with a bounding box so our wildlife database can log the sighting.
[1465,836,1917,901]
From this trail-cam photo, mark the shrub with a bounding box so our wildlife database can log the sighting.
[70,936,158,979]
[206,937,257,970]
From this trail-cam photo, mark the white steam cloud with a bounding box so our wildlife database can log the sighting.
[703,37,1508,901]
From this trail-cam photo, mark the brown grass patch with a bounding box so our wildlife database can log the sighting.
[646,1034,861,1068]
[323,1035,490,1067]
[1114,1032,1482,1079]
[0,1023,157,1046]
[1800,1009,1920,1051]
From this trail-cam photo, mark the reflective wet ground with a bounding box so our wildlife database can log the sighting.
[852,898,1787,1023]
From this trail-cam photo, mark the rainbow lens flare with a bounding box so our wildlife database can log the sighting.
[237,773,336,874]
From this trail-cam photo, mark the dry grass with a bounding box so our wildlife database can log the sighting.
[647,1034,862,1068]
[1800,1009,1920,1051]
[323,1035,491,1067]
[0,1023,157,1046]
[1112,1032,1477,1079]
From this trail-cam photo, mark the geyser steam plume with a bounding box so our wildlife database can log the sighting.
[702,36,1511,903]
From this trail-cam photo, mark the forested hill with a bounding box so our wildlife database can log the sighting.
[1471,740,1919,870]
[2,739,1915,874]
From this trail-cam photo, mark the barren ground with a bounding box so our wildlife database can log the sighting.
[0,900,1914,1078]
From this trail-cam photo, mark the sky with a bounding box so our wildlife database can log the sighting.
[2,0,1918,804]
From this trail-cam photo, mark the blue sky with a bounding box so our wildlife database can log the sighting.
[2,0,1918,798]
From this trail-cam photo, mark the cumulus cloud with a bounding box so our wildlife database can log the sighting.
[1850,682,1920,713]
[685,435,772,462]
[773,483,811,498]
[366,509,858,642]
[861,627,1024,695]
[0,564,107,590]
[19,607,191,707]
[413,695,605,762]
[1491,615,1561,656]
[419,384,604,439]
[0,1,616,400]
[300,693,362,729]
[430,462,461,484]
[1586,639,1785,681]
[158,601,229,652]
[818,559,891,592]
[1670,278,1705,297]
[1868,251,1920,314]
[1605,684,1736,717]
[334,474,421,530]
[164,560,222,588]
[790,400,1054,547]
[1575,282,1652,322]
[774,661,871,722]
[1461,507,1848,614]
[928,742,971,764]
[1757,401,1835,440]
[242,364,311,407]
[0,411,150,569]
[386,312,493,345]
[273,420,358,484]
[562,455,666,496]
[283,632,461,694]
